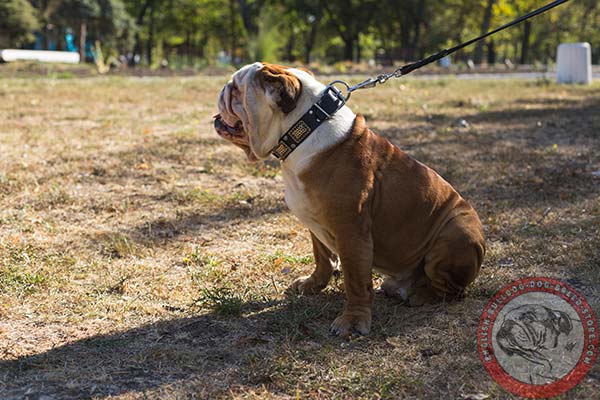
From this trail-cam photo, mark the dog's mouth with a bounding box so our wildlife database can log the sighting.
[213,114,258,162]
[214,114,243,136]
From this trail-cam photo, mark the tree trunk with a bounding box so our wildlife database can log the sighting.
[343,37,353,61]
[304,23,317,64]
[130,0,153,66]
[197,36,208,59]
[79,21,86,62]
[399,7,415,61]
[237,0,258,36]
[474,0,495,64]
[146,4,155,65]
[184,31,191,58]
[487,40,496,65]
[285,30,295,61]
[413,0,426,58]
[229,0,236,64]
[453,4,467,49]
[43,25,50,50]
[400,11,411,49]
[519,20,531,65]
[131,33,141,66]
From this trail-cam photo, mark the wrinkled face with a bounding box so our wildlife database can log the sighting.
[214,62,304,161]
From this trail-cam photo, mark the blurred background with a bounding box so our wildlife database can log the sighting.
[1,0,598,73]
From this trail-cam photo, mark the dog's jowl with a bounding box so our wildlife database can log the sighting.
[214,62,485,337]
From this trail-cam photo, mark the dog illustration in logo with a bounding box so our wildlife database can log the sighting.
[496,304,574,383]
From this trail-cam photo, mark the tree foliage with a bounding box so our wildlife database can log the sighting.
[51,0,134,50]
[0,0,39,48]
[2,0,599,65]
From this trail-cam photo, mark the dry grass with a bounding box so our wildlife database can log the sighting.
[0,68,599,399]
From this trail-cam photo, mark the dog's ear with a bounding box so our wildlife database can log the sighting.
[551,310,573,334]
[258,63,302,113]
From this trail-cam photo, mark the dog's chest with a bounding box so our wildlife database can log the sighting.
[282,169,337,253]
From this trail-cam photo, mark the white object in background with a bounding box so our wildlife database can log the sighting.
[556,43,592,84]
[0,49,80,64]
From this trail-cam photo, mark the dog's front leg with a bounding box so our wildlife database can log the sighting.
[330,232,374,337]
[290,232,335,295]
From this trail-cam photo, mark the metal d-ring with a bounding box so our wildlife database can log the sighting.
[326,80,352,102]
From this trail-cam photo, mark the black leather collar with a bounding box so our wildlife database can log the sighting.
[271,85,346,160]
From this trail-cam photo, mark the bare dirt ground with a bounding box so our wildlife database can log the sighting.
[0,71,599,399]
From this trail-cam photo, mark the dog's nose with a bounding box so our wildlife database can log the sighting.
[214,116,224,130]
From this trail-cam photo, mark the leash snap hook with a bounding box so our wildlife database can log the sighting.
[344,77,379,95]
[376,74,390,84]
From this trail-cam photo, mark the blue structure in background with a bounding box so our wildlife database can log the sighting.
[34,32,44,50]
[85,41,94,60]
[65,30,77,52]
[31,29,79,53]
[27,27,96,62]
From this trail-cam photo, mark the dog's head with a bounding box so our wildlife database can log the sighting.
[214,62,319,161]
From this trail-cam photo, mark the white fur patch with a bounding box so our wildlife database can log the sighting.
[223,64,357,254]
[279,69,356,254]
[282,167,338,253]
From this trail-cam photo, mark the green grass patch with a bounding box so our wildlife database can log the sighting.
[249,161,280,178]
[183,246,221,268]
[174,187,219,205]
[191,286,245,316]
[34,183,72,209]
[184,246,225,283]
[96,232,140,258]
[0,243,75,294]
[266,249,314,266]
[0,266,48,294]
[226,190,255,204]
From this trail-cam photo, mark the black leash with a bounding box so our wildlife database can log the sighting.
[331,0,571,99]
[271,0,571,160]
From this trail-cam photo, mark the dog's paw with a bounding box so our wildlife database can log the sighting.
[406,287,442,306]
[379,278,410,300]
[329,311,371,338]
[289,275,326,295]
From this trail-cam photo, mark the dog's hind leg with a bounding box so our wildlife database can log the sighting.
[412,214,484,306]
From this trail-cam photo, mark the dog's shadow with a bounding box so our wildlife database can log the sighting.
[1,293,392,399]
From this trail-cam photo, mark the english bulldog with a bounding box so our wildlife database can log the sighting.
[214,62,485,337]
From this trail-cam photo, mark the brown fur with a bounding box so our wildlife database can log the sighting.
[296,115,485,335]
[258,62,302,113]
[216,63,485,337]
